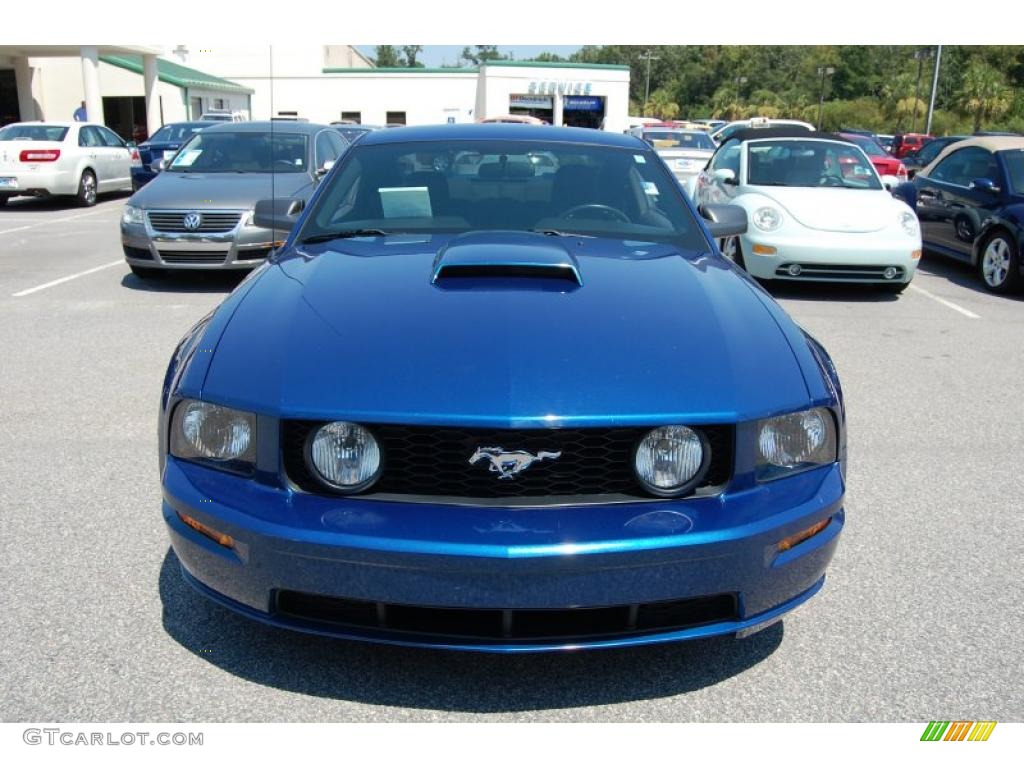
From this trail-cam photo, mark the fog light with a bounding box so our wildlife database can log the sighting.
[752,244,777,255]
[777,518,831,552]
[883,267,898,280]
[787,264,802,277]
[177,512,234,548]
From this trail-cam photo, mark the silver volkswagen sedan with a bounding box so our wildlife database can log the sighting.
[120,121,347,277]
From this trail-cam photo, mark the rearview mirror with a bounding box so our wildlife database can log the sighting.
[969,178,1001,195]
[253,198,305,231]
[700,203,747,239]
[712,168,737,185]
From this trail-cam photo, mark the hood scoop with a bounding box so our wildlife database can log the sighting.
[431,231,582,286]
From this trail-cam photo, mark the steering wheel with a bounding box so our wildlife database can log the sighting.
[819,175,844,187]
[559,204,631,223]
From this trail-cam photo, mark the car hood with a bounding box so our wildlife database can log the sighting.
[200,232,813,426]
[129,171,314,209]
[754,187,897,233]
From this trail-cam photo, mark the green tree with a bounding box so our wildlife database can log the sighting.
[402,46,424,68]
[460,46,507,66]
[644,89,679,120]
[957,61,1013,131]
[373,45,405,68]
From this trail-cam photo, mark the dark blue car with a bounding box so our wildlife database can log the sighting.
[131,121,217,191]
[159,125,846,652]
[897,136,1024,293]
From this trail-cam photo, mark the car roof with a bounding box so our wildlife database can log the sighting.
[2,121,84,128]
[201,121,330,134]
[728,127,840,143]
[921,135,1024,175]
[357,123,645,149]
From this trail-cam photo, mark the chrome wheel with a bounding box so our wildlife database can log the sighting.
[982,237,1010,287]
[719,236,744,268]
[77,171,97,207]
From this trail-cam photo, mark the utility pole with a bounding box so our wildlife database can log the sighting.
[734,76,748,116]
[925,45,942,135]
[911,48,934,133]
[639,50,660,116]
[816,67,835,130]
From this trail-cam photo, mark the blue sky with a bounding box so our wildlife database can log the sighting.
[355,46,582,67]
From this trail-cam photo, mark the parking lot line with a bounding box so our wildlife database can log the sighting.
[908,284,981,320]
[12,260,123,298]
[0,205,122,238]
[0,225,33,236]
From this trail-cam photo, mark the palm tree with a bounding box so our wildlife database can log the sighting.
[645,89,680,121]
[958,62,1012,132]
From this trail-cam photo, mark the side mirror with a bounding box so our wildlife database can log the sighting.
[700,203,747,238]
[712,168,737,185]
[969,178,1001,195]
[126,140,137,149]
[316,159,335,178]
[880,174,899,191]
[253,197,305,231]
[906,168,917,180]
[155,158,167,172]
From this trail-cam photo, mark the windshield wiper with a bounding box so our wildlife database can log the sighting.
[299,229,389,244]
[531,228,595,238]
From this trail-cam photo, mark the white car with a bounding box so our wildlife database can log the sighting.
[0,121,136,206]
[694,128,922,292]
[640,128,716,186]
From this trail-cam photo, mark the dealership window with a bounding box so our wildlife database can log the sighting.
[213,98,226,110]
[386,111,407,126]
[341,111,361,124]
[509,94,553,124]
[562,95,605,129]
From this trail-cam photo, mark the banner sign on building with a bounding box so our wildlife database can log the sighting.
[563,96,603,111]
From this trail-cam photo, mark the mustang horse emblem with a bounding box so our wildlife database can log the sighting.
[468,447,562,480]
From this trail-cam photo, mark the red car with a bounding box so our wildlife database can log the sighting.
[892,132,931,159]
[837,132,907,181]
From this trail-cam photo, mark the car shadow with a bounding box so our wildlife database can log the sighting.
[121,271,247,294]
[0,190,132,211]
[158,549,783,713]
[759,279,902,303]
[916,252,1024,303]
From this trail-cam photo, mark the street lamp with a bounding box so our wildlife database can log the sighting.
[816,67,835,130]
[912,47,934,133]
[639,50,660,116]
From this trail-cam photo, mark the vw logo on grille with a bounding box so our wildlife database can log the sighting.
[183,212,202,230]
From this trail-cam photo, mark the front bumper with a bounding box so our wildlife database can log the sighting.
[121,214,281,270]
[740,228,921,283]
[163,457,844,652]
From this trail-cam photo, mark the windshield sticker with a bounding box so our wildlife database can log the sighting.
[173,149,202,167]
[642,181,659,196]
[633,154,646,164]
[379,187,433,219]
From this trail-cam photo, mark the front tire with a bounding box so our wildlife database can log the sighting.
[978,231,1021,294]
[76,170,97,207]
[129,265,162,279]
[719,236,745,269]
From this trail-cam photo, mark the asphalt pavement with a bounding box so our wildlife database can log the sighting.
[0,193,1021,722]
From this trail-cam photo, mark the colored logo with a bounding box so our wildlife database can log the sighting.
[921,721,997,742]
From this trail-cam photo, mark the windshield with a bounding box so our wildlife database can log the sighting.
[1002,149,1024,194]
[845,134,888,157]
[167,131,309,173]
[747,140,883,190]
[642,131,715,150]
[148,123,209,144]
[0,125,68,142]
[298,139,707,249]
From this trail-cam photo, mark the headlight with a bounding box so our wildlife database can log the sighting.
[756,407,837,481]
[634,425,708,496]
[752,206,782,231]
[122,205,144,225]
[308,421,381,492]
[899,210,918,237]
[170,400,256,467]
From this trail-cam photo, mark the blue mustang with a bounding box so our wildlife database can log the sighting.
[160,125,846,652]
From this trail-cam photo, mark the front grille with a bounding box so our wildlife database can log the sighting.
[147,211,242,233]
[275,590,738,644]
[283,423,733,500]
[158,249,228,264]
[775,263,906,281]
[122,245,152,260]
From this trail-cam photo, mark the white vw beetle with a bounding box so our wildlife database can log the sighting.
[695,128,922,292]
